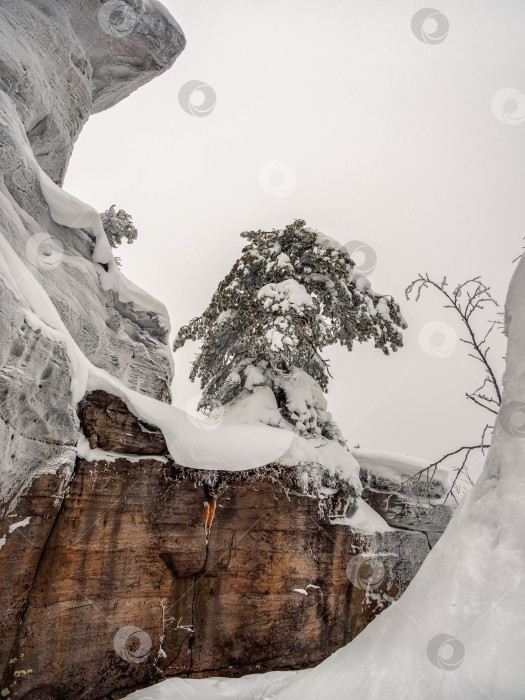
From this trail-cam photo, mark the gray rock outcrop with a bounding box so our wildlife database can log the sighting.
[0,0,184,504]
[0,3,185,691]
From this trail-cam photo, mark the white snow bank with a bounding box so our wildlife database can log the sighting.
[37,169,113,267]
[280,433,362,495]
[125,671,298,700]
[352,448,449,488]
[224,372,361,493]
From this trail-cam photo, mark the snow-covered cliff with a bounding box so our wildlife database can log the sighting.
[0,0,185,688]
[0,0,185,504]
[128,205,525,700]
[0,3,458,699]
[4,0,186,185]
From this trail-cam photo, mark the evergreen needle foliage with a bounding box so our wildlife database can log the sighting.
[101,205,138,248]
[174,220,406,440]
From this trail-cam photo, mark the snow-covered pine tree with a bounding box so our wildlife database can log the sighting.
[101,205,138,248]
[174,220,407,443]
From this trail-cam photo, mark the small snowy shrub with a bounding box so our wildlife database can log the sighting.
[101,205,138,248]
[174,220,407,441]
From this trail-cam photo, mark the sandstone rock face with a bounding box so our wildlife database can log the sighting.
[0,0,183,519]
[80,390,167,455]
[0,0,183,403]
[0,3,184,694]
[1,0,186,185]
[0,393,435,699]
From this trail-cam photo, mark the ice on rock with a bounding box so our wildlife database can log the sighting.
[8,517,31,533]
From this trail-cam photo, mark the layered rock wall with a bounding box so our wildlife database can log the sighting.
[0,4,453,699]
[1,393,435,699]
[0,3,185,695]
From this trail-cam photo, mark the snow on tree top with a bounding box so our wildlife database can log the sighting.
[173,219,407,499]
[258,279,314,314]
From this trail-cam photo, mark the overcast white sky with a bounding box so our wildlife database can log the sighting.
[65,0,525,469]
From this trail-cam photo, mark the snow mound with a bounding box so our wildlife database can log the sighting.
[258,278,314,313]
[352,448,449,495]
[279,433,362,497]
[224,378,362,497]
[124,671,298,700]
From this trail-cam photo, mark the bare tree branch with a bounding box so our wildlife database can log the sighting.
[405,274,503,503]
